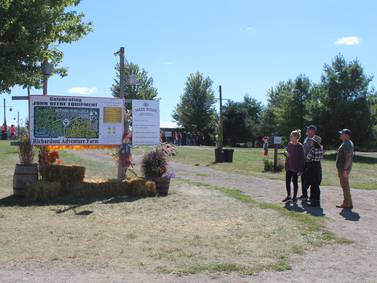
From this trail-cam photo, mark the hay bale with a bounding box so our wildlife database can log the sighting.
[66,179,126,199]
[41,165,85,184]
[123,177,156,197]
[25,181,61,202]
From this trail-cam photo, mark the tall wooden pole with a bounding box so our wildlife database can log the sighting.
[218,85,223,149]
[117,47,126,180]
[43,59,48,96]
[119,47,125,99]
[3,98,6,126]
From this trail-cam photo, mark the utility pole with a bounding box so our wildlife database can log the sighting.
[43,59,48,96]
[116,47,126,180]
[42,60,53,96]
[17,112,20,139]
[119,47,125,99]
[218,85,224,149]
[3,98,6,126]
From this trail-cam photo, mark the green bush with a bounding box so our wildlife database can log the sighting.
[263,159,284,172]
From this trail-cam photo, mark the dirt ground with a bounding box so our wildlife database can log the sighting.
[1,149,376,282]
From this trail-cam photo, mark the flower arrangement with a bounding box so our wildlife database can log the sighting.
[141,147,168,178]
[161,143,177,157]
[39,147,62,168]
[141,146,176,180]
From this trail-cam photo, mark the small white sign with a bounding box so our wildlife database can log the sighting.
[132,99,160,145]
[273,136,282,145]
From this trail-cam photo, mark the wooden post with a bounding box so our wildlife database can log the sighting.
[274,144,278,172]
[218,85,223,149]
[117,47,126,180]
[3,98,6,126]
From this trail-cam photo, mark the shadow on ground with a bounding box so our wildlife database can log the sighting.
[0,194,141,214]
[284,201,326,217]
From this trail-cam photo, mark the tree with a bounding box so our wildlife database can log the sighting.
[172,72,217,144]
[317,55,374,148]
[111,62,158,109]
[0,0,92,93]
[222,95,262,146]
[263,75,313,138]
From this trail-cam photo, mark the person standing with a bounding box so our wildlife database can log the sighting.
[10,124,16,140]
[305,135,323,207]
[1,123,7,140]
[283,130,305,202]
[298,125,317,200]
[262,136,269,157]
[336,129,354,209]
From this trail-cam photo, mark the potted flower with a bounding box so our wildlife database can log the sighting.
[13,135,38,196]
[141,147,175,196]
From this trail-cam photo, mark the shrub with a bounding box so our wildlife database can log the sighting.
[25,181,61,201]
[18,135,35,165]
[263,159,284,172]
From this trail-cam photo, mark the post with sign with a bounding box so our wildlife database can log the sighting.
[273,136,282,171]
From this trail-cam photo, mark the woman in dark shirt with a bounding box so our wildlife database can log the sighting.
[283,129,305,202]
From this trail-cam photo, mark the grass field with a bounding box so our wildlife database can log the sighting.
[171,146,377,190]
[0,140,344,276]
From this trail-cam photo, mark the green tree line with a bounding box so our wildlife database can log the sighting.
[174,55,377,149]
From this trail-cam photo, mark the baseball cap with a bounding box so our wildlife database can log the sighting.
[339,129,351,135]
[306,124,317,131]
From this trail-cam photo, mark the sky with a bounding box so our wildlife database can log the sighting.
[2,0,377,126]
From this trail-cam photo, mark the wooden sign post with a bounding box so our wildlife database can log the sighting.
[273,136,282,171]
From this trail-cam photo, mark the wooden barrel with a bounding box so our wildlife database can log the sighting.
[13,164,39,196]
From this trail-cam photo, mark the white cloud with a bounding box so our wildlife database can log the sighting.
[335,36,360,46]
[238,26,253,32]
[67,87,98,95]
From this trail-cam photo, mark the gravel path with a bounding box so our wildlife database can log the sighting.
[1,150,376,283]
[171,161,377,283]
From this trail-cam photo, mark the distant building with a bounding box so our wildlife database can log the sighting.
[160,121,200,146]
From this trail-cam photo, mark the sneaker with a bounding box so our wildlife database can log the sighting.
[292,197,297,203]
[308,201,320,207]
[282,196,291,202]
[297,195,307,200]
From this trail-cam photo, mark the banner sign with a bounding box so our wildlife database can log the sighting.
[132,99,160,145]
[29,95,124,146]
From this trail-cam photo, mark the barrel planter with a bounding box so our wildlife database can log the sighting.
[214,148,224,163]
[13,164,39,197]
[148,177,171,196]
[223,149,234,163]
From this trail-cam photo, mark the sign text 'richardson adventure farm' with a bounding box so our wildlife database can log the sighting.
[132,99,160,145]
[29,95,124,146]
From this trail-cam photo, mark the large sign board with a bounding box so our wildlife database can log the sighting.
[132,99,160,145]
[29,95,124,146]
